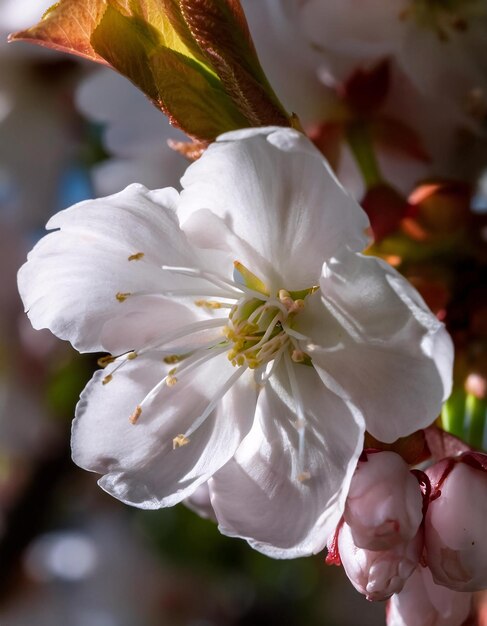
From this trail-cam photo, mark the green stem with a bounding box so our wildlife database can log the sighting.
[441,388,467,438]
[466,394,487,450]
[346,122,383,189]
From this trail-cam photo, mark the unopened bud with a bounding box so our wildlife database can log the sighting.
[424,453,487,592]
[344,451,423,551]
[338,522,422,601]
[386,566,473,626]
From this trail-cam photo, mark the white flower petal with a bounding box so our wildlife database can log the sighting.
[298,253,453,442]
[181,208,277,286]
[178,127,369,292]
[209,361,364,558]
[72,353,256,508]
[18,184,211,353]
[98,294,219,355]
[184,483,217,522]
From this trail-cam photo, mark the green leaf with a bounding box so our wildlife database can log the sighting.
[11,0,292,141]
[91,4,249,139]
[150,47,250,137]
[179,0,289,124]
[91,5,161,101]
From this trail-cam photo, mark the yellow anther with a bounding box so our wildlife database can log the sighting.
[278,289,291,302]
[128,252,145,261]
[127,351,138,360]
[194,300,222,309]
[247,357,260,369]
[129,405,142,424]
[297,471,311,483]
[164,354,183,364]
[116,292,131,302]
[102,374,113,385]
[223,327,235,340]
[291,349,305,363]
[166,375,178,387]
[242,323,258,334]
[98,355,115,368]
[173,434,190,449]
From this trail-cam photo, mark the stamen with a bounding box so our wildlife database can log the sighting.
[115,288,239,300]
[98,355,116,368]
[162,264,268,301]
[284,352,309,482]
[135,344,229,418]
[99,320,226,388]
[166,373,178,387]
[162,265,241,293]
[116,292,131,302]
[255,343,288,384]
[243,312,282,354]
[281,324,309,341]
[195,300,231,309]
[278,291,304,313]
[138,318,227,356]
[264,297,289,317]
[129,405,142,424]
[99,349,142,383]
[163,354,183,364]
[291,349,305,363]
[247,302,268,324]
[173,434,190,449]
[128,252,145,261]
[183,365,248,439]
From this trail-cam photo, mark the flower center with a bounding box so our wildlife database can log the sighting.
[221,262,316,372]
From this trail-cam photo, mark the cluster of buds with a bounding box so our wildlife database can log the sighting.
[327,450,487,624]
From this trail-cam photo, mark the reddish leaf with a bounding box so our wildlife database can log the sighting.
[361,183,410,242]
[179,0,289,125]
[9,0,109,63]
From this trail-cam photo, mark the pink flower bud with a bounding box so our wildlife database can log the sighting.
[344,451,423,551]
[425,454,487,592]
[338,522,423,601]
[386,566,473,626]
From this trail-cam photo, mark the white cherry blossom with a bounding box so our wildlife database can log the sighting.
[286,0,487,129]
[76,68,187,197]
[18,127,453,558]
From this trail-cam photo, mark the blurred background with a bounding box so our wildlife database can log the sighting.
[0,1,388,624]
